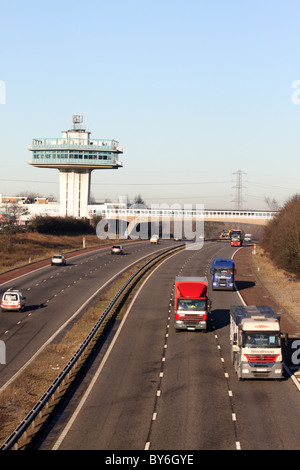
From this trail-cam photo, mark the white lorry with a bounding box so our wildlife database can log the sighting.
[230,305,283,380]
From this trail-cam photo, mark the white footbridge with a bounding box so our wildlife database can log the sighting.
[103,207,275,226]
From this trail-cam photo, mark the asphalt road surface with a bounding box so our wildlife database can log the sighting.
[0,240,177,389]
[35,241,300,451]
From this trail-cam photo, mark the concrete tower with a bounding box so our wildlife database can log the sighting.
[28,116,123,218]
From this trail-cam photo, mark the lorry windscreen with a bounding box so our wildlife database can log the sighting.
[177,299,205,310]
[214,267,233,275]
[242,332,281,348]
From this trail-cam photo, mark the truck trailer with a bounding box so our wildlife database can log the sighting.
[211,258,235,290]
[230,305,283,380]
[174,276,211,332]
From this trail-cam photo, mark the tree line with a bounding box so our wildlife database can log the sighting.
[31,216,95,235]
[261,194,300,275]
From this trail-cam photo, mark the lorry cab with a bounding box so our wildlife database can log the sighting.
[230,229,243,247]
[230,305,283,380]
[211,258,235,290]
[174,276,211,332]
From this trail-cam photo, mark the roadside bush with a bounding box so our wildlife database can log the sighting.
[261,194,300,275]
[31,215,95,235]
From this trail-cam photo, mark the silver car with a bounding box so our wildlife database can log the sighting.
[51,254,67,266]
[1,289,26,311]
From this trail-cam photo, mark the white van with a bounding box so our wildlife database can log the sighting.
[1,289,26,311]
[150,235,159,244]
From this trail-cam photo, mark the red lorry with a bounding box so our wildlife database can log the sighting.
[230,229,243,247]
[174,276,211,332]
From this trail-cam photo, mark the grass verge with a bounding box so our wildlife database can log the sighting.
[0,247,175,448]
[250,246,300,326]
[0,232,114,273]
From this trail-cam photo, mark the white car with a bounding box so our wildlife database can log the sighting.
[150,235,159,244]
[111,245,123,255]
[1,289,26,311]
[51,254,67,266]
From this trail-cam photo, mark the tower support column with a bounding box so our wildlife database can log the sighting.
[59,169,91,218]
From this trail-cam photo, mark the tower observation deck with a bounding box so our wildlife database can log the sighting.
[28,115,123,218]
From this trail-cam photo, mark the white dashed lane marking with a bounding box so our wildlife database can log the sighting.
[145,249,241,450]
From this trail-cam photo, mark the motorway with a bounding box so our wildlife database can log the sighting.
[26,240,300,451]
[0,240,173,389]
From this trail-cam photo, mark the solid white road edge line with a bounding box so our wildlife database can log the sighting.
[0,249,168,394]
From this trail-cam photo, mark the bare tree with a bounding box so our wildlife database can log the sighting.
[133,194,146,206]
[265,197,281,211]
[1,202,27,250]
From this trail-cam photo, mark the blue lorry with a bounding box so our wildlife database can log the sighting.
[211,258,235,290]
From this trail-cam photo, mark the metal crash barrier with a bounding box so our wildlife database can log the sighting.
[1,243,185,450]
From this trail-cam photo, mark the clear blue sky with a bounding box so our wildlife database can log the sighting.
[0,0,300,210]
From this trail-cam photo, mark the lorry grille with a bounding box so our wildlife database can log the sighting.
[245,354,279,364]
[182,314,204,319]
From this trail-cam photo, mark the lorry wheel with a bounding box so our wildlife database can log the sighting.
[231,350,235,364]
[235,363,243,381]
[234,357,239,374]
